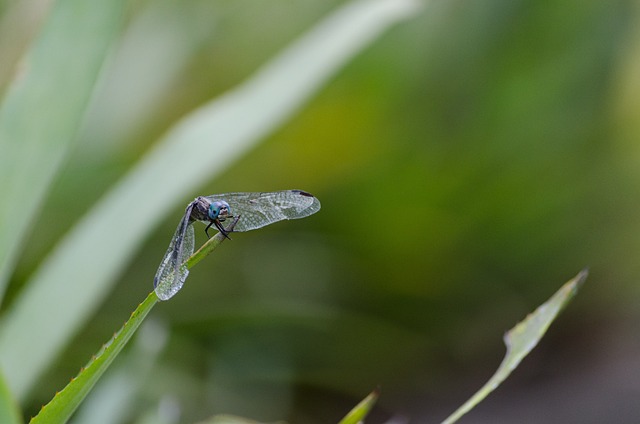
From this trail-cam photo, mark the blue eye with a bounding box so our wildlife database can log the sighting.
[208,201,231,220]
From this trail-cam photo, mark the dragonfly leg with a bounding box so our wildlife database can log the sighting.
[204,215,240,239]
[204,221,214,239]
[213,219,232,240]
[222,214,241,235]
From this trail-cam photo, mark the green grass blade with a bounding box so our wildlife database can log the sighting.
[32,227,230,423]
[0,0,126,299]
[338,390,379,424]
[30,292,159,424]
[441,269,588,424]
[69,320,168,424]
[0,0,421,401]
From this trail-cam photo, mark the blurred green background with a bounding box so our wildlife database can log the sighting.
[3,0,640,422]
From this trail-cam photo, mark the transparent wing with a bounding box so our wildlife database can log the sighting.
[154,208,195,301]
[154,190,319,299]
[204,189,321,232]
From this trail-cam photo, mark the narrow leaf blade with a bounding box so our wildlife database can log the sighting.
[338,390,379,424]
[0,0,126,298]
[30,292,158,424]
[441,269,588,424]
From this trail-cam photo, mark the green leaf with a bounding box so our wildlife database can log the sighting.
[30,291,158,424]
[69,320,168,424]
[338,390,379,424]
[32,229,231,423]
[441,269,588,424]
[0,0,126,299]
[0,0,422,401]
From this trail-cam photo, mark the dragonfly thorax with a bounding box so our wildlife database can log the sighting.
[188,197,212,223]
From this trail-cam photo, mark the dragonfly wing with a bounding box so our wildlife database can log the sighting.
[205,190,321,232]
[154,206,196,300]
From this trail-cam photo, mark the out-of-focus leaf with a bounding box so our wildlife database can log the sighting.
[132,396,181,424]
[0,0,126,299]
[338,390,379,424]
[196,415,278,424]
[0,369,21,424]
[79,0,218,151]
[0,0,422,401]
[441,269,588,424]
[0,1,52,91]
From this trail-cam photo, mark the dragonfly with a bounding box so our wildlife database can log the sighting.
[154,190,321,300]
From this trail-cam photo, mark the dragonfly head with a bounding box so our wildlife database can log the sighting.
[208,200,231,221]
